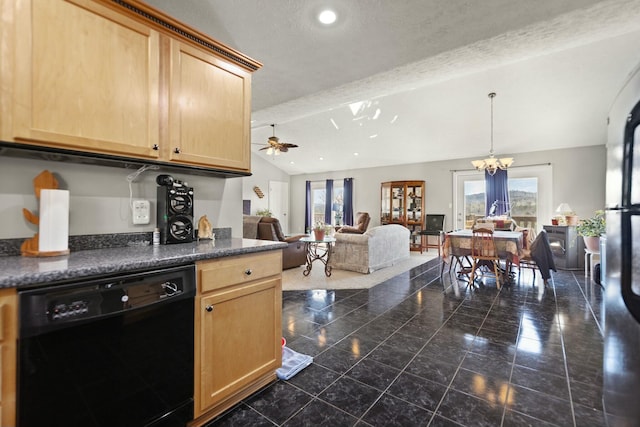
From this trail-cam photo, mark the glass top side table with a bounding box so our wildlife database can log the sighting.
[299,236,336,277]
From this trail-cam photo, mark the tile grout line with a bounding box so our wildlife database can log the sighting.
[570,272,604,336]
[352,269,470,424]
[284,262,442,425]
[499,277,530,427]
[268,262,597,426]
[550,274,578,427]
[425,274,506,426]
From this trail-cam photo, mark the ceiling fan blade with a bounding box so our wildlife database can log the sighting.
[282,143,298,148]
[280,146,288,152]
[259,146,270,151]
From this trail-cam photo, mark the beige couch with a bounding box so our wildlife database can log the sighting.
[330,224,410,273]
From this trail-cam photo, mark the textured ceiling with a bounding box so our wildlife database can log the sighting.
[145,0,640,175]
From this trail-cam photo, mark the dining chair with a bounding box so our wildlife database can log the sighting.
[519,229,555,286]
[441,232,473,282]
[517,227,538,283]
[473,221,495,231]
[469,227,502,289]
[420,214,445,255]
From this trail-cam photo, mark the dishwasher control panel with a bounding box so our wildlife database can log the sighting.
[50,299,91,321]
[19,265,196,337]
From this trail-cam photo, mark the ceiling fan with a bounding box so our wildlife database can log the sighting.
[256,124,298,155]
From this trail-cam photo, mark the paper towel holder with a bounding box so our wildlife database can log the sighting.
[21,170,71,257]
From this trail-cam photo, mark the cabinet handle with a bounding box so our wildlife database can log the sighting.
[152,144,159,150]
[205,305,214,312]
[174,147,181,154]
[244,269,252,276]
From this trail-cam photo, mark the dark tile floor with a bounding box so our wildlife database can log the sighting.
[205,258,605,426]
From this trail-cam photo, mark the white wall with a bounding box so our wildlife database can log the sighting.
[241,154,290,217]
[1,145,604,241]
[0,155,244,239]
[288,145,606,235]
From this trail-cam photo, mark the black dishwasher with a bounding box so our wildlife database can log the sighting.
[18,265,196,427]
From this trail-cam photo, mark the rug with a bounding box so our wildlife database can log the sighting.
[281,252,439,291]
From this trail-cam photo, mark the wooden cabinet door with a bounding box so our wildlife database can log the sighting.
[196,278,281,415]
[13,0,161,158]
[0,289,17,427]
[169,40,251,172]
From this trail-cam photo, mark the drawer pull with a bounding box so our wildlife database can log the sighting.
[245,269,252,276]
[174,147,181,154]
[152,144,159,150]
[205,305,214,313]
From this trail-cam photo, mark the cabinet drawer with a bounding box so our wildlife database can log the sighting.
[198,251,282,293]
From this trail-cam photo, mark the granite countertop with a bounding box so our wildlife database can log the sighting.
[0,238,287,289]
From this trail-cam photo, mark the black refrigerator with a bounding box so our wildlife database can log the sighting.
[603,61,640,426]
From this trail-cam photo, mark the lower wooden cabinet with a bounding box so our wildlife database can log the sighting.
[193,251,282,424]
[0,289,17,427]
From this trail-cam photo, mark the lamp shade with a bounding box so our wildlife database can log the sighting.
[556,203,573,213]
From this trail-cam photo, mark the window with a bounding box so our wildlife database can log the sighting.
[509,177,538,230]
[310,181,344,228]
[454,165,551,231]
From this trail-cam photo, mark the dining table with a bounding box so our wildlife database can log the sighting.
[442,229,524,283]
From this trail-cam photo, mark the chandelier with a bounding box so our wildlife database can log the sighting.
[471,92,513,175]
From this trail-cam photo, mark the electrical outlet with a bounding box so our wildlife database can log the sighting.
[132,200,150,225]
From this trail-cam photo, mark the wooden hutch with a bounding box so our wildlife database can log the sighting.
[380,181,425,251]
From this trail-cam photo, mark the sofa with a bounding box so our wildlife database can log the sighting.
[243,215,307,270]
[330,224,410,273]
[337,211,371,234]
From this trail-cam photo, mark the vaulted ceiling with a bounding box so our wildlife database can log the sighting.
[146,0,640,175]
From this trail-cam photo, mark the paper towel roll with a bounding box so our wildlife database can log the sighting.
[38,189,69,252]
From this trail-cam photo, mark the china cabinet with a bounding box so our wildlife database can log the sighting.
[381,180,425,251]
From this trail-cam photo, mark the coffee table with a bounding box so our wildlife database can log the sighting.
[300,236,336,277]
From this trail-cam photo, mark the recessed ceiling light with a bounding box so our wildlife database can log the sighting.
[353,152,359,156]
[318,9,337,25]
[319,157,324,161]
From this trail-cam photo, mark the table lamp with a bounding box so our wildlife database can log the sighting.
[556,203,573,215]
[556,203,577,225]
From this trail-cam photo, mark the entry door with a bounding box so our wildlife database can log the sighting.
[453,171,485,230]
[269,181,289,235]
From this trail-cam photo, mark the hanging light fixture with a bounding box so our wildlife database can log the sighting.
[471,92,514,175]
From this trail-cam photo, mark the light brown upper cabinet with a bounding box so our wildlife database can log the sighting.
[168,40,252,171]
[1,0,260,174]
[10,0,162,159]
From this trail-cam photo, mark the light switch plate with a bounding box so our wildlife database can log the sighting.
[132,200,150,225]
